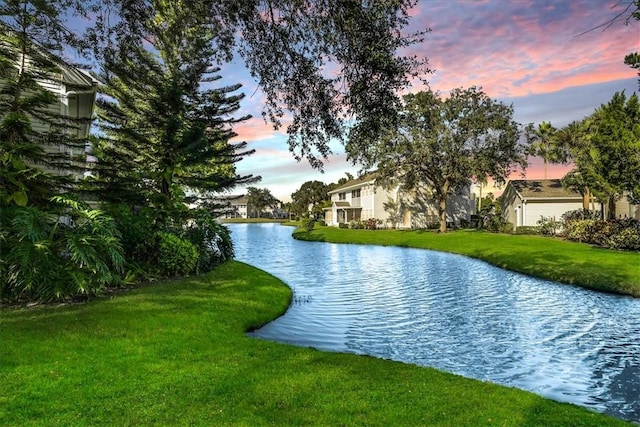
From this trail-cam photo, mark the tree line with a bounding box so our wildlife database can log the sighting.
[1,1,638,302]
[0,0,424,302]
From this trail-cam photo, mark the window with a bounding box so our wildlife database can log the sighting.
[351,189,361,198]
[339,192,346,200]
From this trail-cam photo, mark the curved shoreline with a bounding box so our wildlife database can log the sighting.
[292,227,640,298]
[1,262,632,425]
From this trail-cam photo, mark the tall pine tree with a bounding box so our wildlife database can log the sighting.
[88,0,257,227]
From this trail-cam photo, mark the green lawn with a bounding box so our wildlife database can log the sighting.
[0,262,630,426]
[293,227,640,298]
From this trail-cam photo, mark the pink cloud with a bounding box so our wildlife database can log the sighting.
[406,0,637,99]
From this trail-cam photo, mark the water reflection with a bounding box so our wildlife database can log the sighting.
[231,223,640,422]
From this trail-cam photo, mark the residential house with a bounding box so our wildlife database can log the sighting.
[53,64,98,180]
[501,179,585,229]
[216,194,251,218]
[215,194,287,219]
[501,179,640,229]
[324,173,475,228]
[3,40,99,179]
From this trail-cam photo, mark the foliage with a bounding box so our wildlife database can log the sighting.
[561,208,600,224]
[156,232,198,277]
[514,226,540,235]
[83,0,428,169]
[365,218,378,230]
[536,216,562,236]
[246,186,280,218]
[101,204,155,267]
[349,220,365,229]
[371,87,527,233]
[583,91,640,211]
[301,217,315,232]
[0,1,93,208]
[338,222,349,229]
[525,121,564,178]
[556,92,640,217]
[564,219,640,250]
[181,209,234,273]
[87,0,257,229]
[0,197,124,303]
[290,180,331,218]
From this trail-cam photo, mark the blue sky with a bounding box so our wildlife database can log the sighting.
[220,0,638,200]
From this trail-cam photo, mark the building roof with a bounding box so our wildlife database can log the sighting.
[334,201,351,207]
[60,65,98,91]
[508,179,581,199]
[328,172,377,194]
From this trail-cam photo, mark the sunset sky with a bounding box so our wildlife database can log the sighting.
[222,0,638,200]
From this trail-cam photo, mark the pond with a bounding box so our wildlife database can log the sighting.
[230,223,640,422]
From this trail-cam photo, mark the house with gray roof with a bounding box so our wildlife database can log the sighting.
[501,179,586,229]
[501,179,640,229]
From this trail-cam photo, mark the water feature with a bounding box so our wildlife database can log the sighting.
[230,223,640,422]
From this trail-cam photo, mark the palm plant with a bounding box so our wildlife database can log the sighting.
[526,121,565,179]
[1,196,124,303]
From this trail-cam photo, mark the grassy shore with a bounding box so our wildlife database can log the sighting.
[0,262,629,426]
[293,227,640,298]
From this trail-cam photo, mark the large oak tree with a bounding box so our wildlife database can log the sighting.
[372,87,528,233]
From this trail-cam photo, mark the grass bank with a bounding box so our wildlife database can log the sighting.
[293,227,640,298]
[0,262,628,426]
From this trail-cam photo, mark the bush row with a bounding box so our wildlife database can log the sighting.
[1,201,235,303]
[564,218,640,250]
[529,210,640,250]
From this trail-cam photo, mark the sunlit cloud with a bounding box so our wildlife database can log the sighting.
[227,0,638,198]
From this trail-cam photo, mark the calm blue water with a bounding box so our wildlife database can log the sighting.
[230,223,640,422]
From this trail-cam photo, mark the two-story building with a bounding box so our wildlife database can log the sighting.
[324,173,475,228]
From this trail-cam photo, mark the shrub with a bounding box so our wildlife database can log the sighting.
[498,222,514,234]
[103,204,155,264]
[182,209,234,273]
[338,223,349,229]
[365,218,378,230]
[302,217,316,231]
[349,220,364,229]
[537,216,562,236]
[564,218,640,250]
[156,232,198,277]
[1,197,125,303]
[561,209,599,225]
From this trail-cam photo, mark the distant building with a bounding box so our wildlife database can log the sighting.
[216,195,250,218]
[501,179,640,230]
[324,173,475,228]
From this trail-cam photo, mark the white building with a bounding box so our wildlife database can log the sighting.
[324,173,475,228]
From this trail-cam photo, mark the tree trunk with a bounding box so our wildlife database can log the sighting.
[582,188,590,211]
[607,196,616,220]
[438,195,447,233]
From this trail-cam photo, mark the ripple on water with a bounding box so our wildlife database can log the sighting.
[232,224,640,422]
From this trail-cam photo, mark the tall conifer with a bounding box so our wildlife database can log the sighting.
[88,0,257,225]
